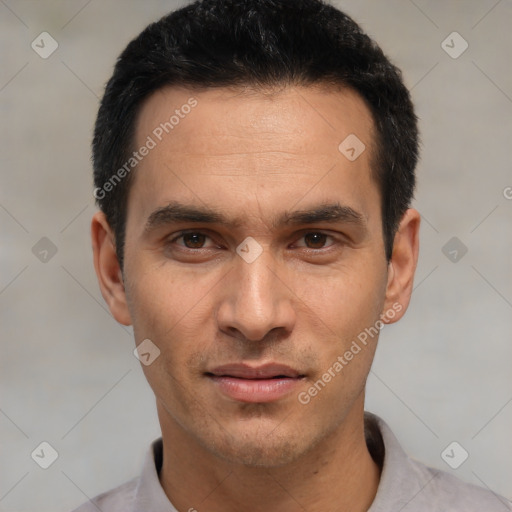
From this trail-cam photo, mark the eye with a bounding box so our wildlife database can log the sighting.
[170,231,217,249]
[294,232,335,249]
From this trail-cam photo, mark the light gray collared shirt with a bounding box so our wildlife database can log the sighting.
[72,413,512,511]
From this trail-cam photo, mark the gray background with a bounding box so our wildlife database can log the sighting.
[1,0,511,510]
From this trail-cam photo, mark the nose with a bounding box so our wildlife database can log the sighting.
[216,249,296,343]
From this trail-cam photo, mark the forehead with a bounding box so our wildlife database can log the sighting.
[135,84,374,153]
[128,84,378,229]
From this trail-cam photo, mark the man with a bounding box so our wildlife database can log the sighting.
[76,0,511,510]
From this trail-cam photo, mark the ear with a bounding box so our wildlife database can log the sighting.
[381,208,420,324]
[91,211,132,326]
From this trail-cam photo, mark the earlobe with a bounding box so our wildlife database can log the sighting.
[382,208,420,324]
[91,211,132,326]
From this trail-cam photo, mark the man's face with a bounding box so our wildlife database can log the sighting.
[118,85,397,466]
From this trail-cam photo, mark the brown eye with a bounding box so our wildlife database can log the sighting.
[182,233,207,248]
[303,233,328,249]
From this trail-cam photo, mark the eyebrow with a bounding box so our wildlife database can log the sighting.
[143,200,366,234]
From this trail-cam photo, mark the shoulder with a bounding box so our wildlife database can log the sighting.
[408,460,512,511]
[70,477,138,512]
[366,413,512,512]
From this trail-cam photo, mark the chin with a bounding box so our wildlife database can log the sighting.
[214,437,303,467]
[195,418,316,468]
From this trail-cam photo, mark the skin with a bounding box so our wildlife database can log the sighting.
[92,84,420,512]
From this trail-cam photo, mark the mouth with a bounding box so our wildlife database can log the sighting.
[205,363,306,403]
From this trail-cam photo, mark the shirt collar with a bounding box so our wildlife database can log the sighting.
[130,412,424,512]
[132,437,179,512]
[366,412,437,512]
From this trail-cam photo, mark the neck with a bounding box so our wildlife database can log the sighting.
[157,400,380,512]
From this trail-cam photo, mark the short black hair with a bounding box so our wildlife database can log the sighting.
[93,0,419,269]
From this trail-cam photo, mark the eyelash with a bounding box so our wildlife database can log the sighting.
[167,230,338,252]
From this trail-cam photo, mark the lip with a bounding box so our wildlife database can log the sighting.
[206,363,305,403]
[208,363,302,379]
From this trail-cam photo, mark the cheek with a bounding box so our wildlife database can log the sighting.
[294,263,387,337]
[126,260,209,334]
[125,265,220,382]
